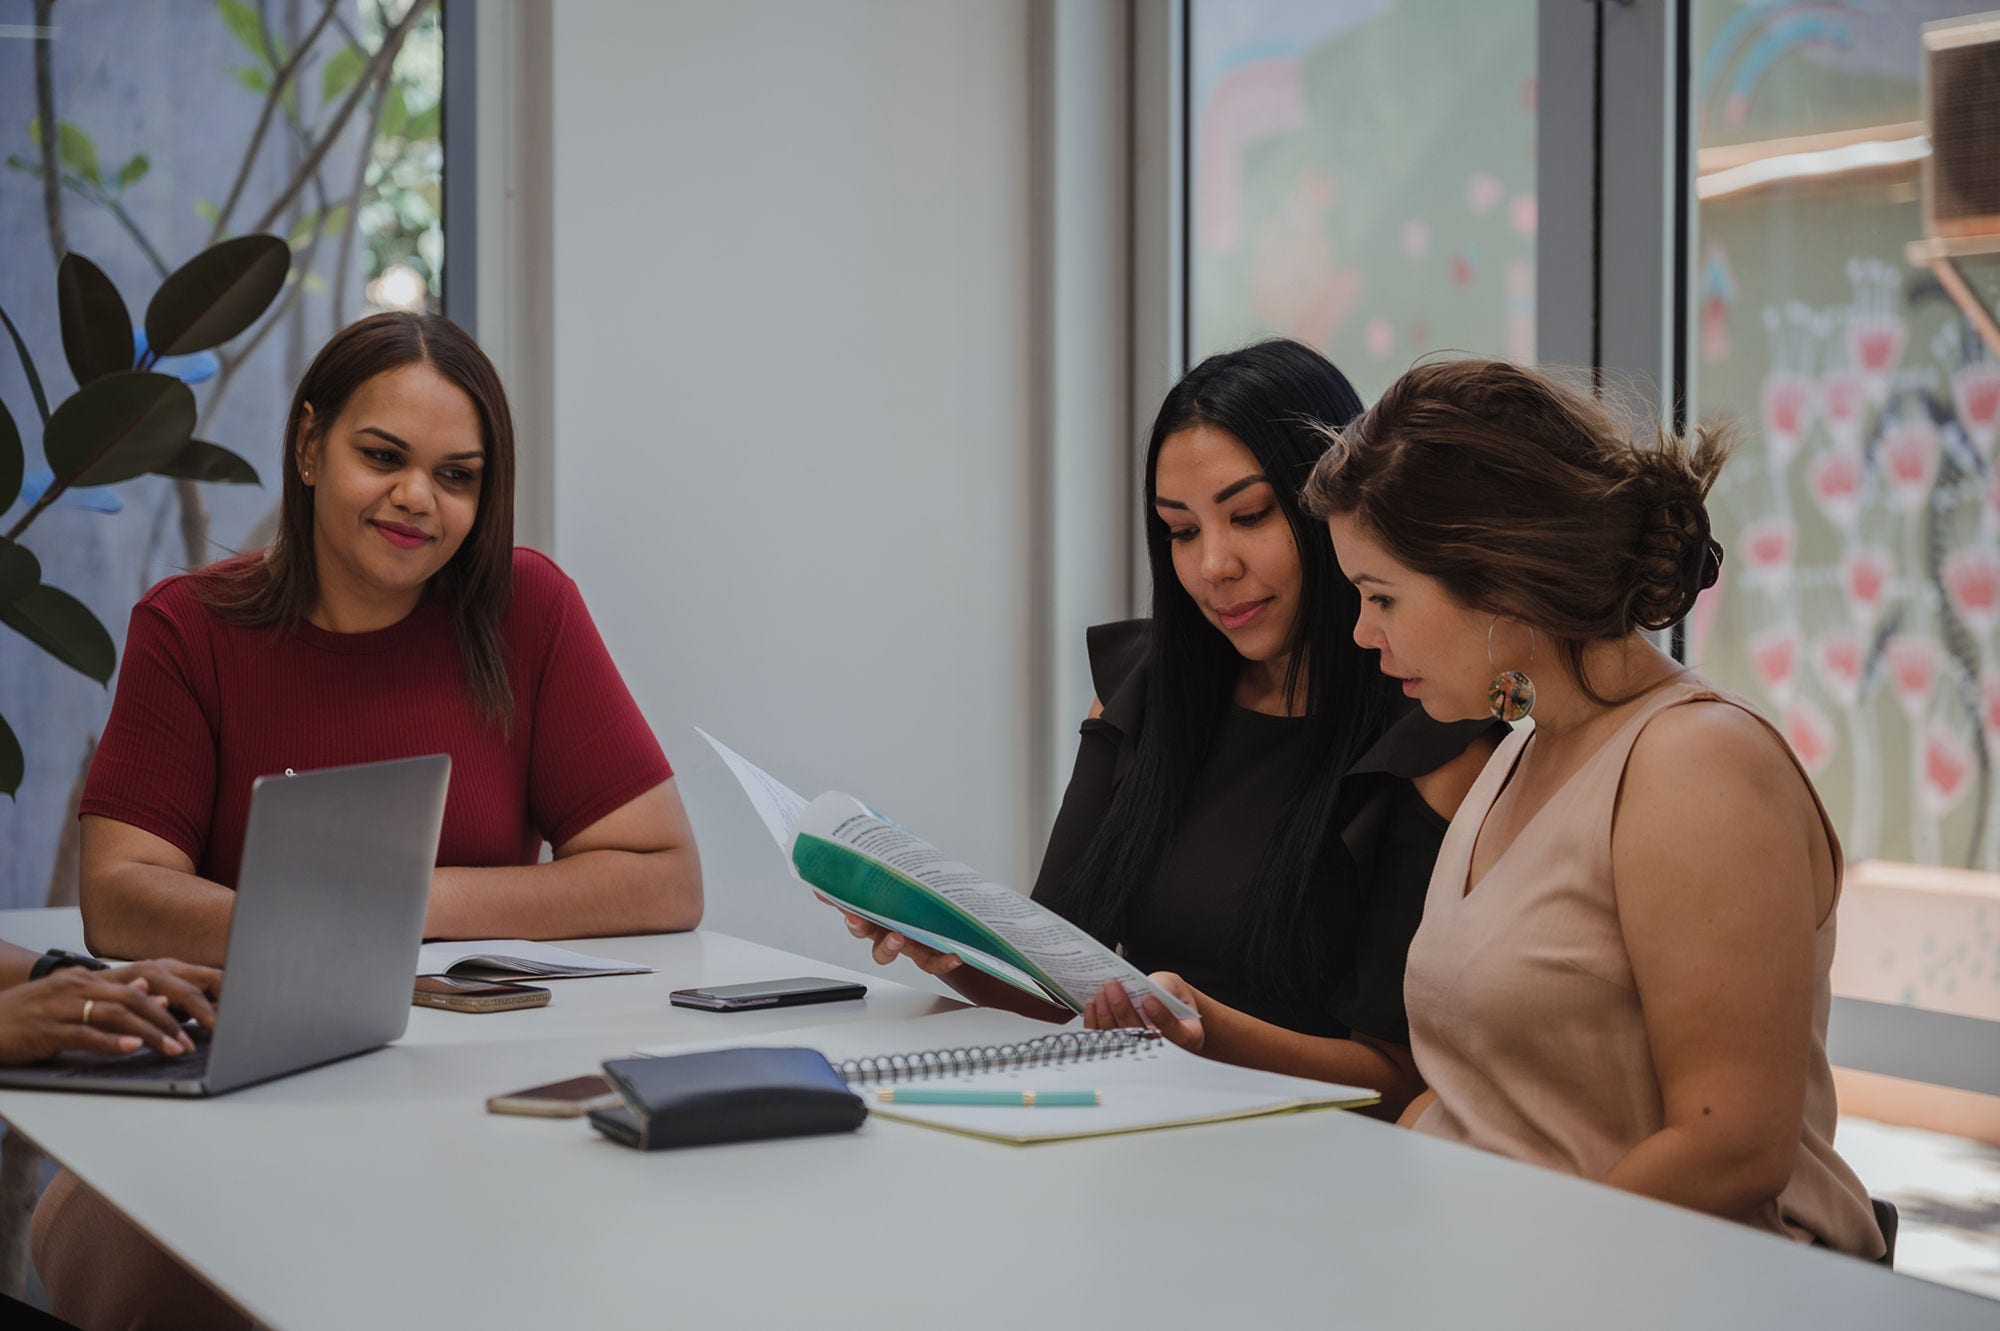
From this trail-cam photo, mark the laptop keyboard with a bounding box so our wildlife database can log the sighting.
[50,1023,212,1080]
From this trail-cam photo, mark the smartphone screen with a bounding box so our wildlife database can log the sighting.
[669,977,867,1010]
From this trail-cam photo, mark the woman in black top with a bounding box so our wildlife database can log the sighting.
[838,341,1497,1113]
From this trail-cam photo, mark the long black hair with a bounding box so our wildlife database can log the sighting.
[1042,339,1401,1007]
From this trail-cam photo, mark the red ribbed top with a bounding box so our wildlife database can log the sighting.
[82,547,671,887]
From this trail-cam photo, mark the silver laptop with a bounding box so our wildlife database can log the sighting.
[0,753,450,1097]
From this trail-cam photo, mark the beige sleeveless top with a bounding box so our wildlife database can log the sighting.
[1405,678,1884,1257]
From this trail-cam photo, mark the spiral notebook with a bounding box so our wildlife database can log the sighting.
[636,1008,1377,1143]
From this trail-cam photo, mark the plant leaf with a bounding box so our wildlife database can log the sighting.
[144,234,291,357]
[56,253,136,387]
[0,299,50,425]
[55,121,99,185]
[217,0,267,60]
[0,712,20,800]
[0,395,21,511]
[380,84,409,140]
[153,439,259,485]
[321,43,366,104]
[5,154,36,175]
[0,536,40,603]
[235,65,272,95]
[194,199,220,226]
[0,584,115,684]
[115,153,149,190]
[43,371,196,487]
[406,102,440,142]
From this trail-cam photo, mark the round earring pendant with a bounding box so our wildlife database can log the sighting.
[1488,670,1535,723]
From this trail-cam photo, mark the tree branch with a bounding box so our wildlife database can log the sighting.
[247,0,430,239]
[332,58,397,329]
[32,0,67,265]
[209,0,342,244]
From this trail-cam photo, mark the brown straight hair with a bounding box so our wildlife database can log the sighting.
[199,312,518,727]
[1301,358,1733,703]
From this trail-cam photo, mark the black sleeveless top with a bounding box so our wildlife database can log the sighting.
[1029,619,1501,1042]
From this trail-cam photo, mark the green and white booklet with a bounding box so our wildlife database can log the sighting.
[697,730,1196,1021]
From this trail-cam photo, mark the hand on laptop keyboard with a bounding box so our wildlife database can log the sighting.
[0,959,222,1064]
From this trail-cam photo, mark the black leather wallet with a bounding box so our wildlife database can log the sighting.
[589,1047,866,1150]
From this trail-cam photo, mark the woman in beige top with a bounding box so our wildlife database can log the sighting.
[1087,358,1882,1256]
[1301,359,1884,1257]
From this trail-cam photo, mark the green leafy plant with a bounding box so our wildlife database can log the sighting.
[0,236,290,798]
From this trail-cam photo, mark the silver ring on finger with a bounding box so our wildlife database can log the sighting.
[82,998,95,1027]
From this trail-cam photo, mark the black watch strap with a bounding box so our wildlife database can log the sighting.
[28,948,109,981]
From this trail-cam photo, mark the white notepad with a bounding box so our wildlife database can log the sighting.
[635,1007,1376,1143]
[415,939,654,980]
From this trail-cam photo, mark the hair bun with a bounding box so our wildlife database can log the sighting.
[1630,497,1721,632]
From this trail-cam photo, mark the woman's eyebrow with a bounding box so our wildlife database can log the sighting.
[357,425,484,462]
[1155,473,1270,509]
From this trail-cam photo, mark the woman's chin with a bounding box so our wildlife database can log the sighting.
[1418,696,1486,724]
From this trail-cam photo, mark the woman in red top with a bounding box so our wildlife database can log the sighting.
[37,311,701,1331]
[78,310,702,963]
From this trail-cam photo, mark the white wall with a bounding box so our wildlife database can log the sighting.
[548,1,1036,971]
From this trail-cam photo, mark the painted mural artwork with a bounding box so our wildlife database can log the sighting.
[1188,0,1535,401]
[1693,1,2000,892]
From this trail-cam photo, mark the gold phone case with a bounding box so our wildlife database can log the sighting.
[411,985,551,1014]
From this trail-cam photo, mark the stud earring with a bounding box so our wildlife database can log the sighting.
[1486,617,1535,723]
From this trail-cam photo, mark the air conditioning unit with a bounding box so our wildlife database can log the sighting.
[1923,11,2000,242]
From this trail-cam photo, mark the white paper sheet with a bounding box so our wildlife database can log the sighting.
[415,939,653,978]
[696,727,810,847]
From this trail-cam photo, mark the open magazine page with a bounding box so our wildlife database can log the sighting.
[792,794,1197,1020]
[698,730,1062,1005]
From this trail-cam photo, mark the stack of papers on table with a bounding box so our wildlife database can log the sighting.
[416,939,654,981]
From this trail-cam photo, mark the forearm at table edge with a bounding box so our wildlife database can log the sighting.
[80,863,236,967]
[424,844,704,941]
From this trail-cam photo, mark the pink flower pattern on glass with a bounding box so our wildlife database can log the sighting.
[1759,372,1815,466]
[1983,672,2000,743]
[1819,368,1868,451]
[1922,724,1972,816]
[1807,447,1863,529]
[1951,359,2000,459]
[1943,546,2000,638]
[1812,630,1864,707]
[1886,635,1937,718]
[1841,546,1894,624]
[1739,517,1795,593]
[1748,625,1799,702]
[1847,312,1907,402]
[1783,702,1835,778]
[1881,418,1939,511]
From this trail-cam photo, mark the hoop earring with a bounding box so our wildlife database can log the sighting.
[1487,617,1536,723]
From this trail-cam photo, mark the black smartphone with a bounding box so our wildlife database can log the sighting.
[669,976,867,1012]
[413,975,551,1013]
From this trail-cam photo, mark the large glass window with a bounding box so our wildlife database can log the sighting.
[1187,0,1538,399]
[1687,2,2000,889]
[0,0,447,908]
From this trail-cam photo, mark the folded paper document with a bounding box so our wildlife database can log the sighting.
[698,729,1194,1020]
[415,939,653,981]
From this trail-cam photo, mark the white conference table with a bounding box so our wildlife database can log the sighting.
[0,906,1990,1330]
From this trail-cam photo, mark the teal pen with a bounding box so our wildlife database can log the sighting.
[876,1087,1101,1107]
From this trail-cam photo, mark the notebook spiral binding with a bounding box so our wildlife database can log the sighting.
[831,1029,1152,1085]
